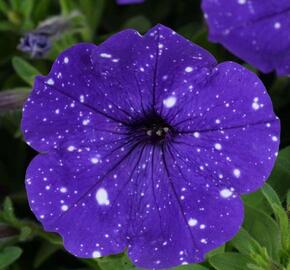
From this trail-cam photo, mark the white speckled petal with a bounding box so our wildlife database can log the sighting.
[161,61,280,194]
[25,142,152,258]
[202,0,290,75]
[127,148,243,269]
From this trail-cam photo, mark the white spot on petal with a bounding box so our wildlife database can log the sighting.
[100,53,112,58]
[193,132,200,138]
[61,205,68,211]
[188,218,198,227]
[67,145,76,152]
[46,79,54,85]
[220,188,233,198]
[233,168,241,178]
[214,143,222,150]
[252,97,260,110]
[91,157,100,164]
[79,95,85,103]
[185,66,193,73]
[252,102,260,110]
[163,96,177,108]
[274,22,281,29]
[96,188,110,206]
[92,251,101,258]
[82,119,90,126]
[60,187,67,193]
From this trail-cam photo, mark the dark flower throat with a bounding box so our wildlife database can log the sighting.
[128,112,173,145]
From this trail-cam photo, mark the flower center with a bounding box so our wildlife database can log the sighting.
[128,112,173,145]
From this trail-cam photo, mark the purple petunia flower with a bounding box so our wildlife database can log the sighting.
[116,0,144,5]
[201,0,290,76]
[21,24,280,269]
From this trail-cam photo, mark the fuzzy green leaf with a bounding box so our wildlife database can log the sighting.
[123,15,151,33]
[267,147,290,201]
[33,242,60,268]
[0,246,22,269]
[12,57,40,86]
[173,264,210,270]
[243,205,281,260]
[261,183,282,207]
[97,253,136,270]
[209,252,253,270]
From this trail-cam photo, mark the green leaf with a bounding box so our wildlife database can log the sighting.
[12,57,40,86]
[19,0,34,29]
[60,0,76,15]
[49,33,78,59]
[209,252,253,270]
[0,1,9,14]
[19,226,32,241]
[20,0,34,18]
[0,21,16,31]
[231,228,264,255]
[1,197,17,224]
[78,0,105,39]
[243,204,281,260]
[262,184,290,252]
[242,189,272,215]
[272,204,290,252]
[33,242,60,268]
[269,77,290,110]
[206,245,225,258]
[0,246,22,269]
[261,183,282,207]
[9,0,21,11]
[123,15,151,33]
[231,228,271,269]
[0,111,22,138]
[97,253,137,270]
[32,0,52,23]
[287,190,290,213]
[267,146,290,201]
[173,264,209,270]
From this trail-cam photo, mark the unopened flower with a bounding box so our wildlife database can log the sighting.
[202,0,290,76]
[22,25,280,269]
[18,33,51,58]
[18,12,81,58]
[0,89,30,113]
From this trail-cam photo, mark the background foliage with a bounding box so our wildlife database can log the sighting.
[0,0,289,269]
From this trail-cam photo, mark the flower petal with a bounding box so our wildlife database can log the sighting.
[25,141,153,258]
[164,62,280,193]
[127,147,243,269]
[202,0,290,75]
[22,25,216,152]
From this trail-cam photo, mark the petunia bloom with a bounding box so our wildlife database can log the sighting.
[201,0,290,76]
[22,24,280,269]
[116,0,144,5]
